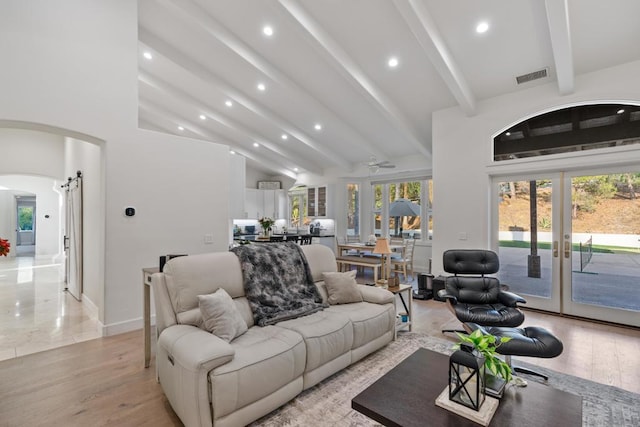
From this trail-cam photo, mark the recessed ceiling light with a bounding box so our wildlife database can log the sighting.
[230,150,236,155]
[225,100,233,107]
[617,109,625,114]
[476,21,489,34]
[281,134,288,140]
[388,57,399,68]
[143,51,153,60]
[294,167,299,172]
[314,123,322,131]
[263,26,274,37]
[257,83,266,91]
[199,114,206,120]
[253,142,259,147]
[178,126,184,131]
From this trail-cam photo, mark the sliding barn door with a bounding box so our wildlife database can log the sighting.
[64,172,83,301]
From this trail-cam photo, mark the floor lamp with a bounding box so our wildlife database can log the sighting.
[373,237,392,289]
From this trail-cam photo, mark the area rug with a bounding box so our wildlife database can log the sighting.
[250,332,640,426]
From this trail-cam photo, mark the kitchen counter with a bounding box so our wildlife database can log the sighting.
[233,233,335,241]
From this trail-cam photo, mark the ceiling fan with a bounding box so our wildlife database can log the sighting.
[364,156,396,173]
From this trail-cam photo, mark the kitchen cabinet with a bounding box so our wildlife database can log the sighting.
[307,186,327,217]
[245,189,286,219]
[245,188,262,219]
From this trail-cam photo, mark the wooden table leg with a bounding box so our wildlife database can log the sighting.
[143,273,151,368]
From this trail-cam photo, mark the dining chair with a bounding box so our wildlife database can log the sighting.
[391,238,415,282]
[389,236,404,247]
[299,235,313,245]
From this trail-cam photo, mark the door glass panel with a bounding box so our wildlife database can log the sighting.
[569,172,640,312]
[496,180,553,299]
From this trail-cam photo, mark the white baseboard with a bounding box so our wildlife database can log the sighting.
[81,293,99,318]
[83,292,158,337]
[100,315,156,336]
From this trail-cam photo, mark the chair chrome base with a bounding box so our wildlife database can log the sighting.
[505,355,549,381]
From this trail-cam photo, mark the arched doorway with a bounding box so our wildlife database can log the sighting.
[0,122,105,358]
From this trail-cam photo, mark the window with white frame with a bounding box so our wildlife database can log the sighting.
[371,178,433,241]
[346,183,359,236]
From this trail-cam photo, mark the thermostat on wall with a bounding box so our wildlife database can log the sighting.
[125,207,136,217]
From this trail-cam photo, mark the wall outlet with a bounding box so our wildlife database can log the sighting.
[204,234,214,244]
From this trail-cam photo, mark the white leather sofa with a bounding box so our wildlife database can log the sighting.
[151,244,395,427]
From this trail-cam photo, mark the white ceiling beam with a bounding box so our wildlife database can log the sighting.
[277,0,430,158]
[544,0,574,95]
[139,99,297,179]
[139,72,322,175]
[163,0,386,161]
[138,28,348,170]
[393,0,476,116]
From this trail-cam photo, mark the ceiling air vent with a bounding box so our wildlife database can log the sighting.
[516,68,548,85]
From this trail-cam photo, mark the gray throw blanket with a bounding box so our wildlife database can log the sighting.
[230,242,328,326]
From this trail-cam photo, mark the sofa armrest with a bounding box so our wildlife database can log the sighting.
[156,325,235,427]
[159,324,235,372]
[357,285,394,304]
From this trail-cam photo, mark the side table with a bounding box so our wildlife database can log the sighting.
[388,283,413,332]
[142,266,159,368]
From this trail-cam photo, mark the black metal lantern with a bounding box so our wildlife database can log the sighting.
[449,345,486,411]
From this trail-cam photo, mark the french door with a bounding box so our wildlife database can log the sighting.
[493,169,640,327]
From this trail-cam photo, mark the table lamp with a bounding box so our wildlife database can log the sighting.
[373,237,392,289]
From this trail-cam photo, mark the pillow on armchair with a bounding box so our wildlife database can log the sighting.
[198,288,248,342]
[322,270,364,305]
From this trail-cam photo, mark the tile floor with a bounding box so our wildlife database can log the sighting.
[0,255,101,361]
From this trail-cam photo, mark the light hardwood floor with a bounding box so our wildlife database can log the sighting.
[0,293,638,426]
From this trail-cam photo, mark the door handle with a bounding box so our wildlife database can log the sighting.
[564,241,570,258]
[553,241,559,257]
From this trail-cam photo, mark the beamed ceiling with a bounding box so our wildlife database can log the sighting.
[137,0,640,179]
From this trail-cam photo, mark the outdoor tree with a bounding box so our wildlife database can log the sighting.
[571,175,616,218]
[18,207,33,231]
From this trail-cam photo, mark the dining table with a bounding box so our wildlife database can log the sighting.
[336,242,405,256]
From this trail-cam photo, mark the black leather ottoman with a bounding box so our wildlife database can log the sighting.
[465,322,563,380]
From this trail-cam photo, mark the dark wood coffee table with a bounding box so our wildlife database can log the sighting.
[352,348,582,426]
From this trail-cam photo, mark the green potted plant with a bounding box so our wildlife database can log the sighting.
[258,217,275,237]
[455,329,513,384]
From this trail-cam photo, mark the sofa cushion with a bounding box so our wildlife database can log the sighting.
[163,252,245,315]
[325,302,395,349]
[323,270,364,305]
[210,326,305,419]
[176,296,254,329]
[199,289,248,342]
[276,311,353,372]
[301,244,338,282]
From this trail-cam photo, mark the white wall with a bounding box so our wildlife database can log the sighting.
[245,166,296,191]
[0,0,230,333]
[0,177,63,258]
[0,129,66,257]
[0,129,65,177]
[432,60,640,275]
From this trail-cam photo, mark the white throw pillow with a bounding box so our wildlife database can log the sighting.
[198,288,248,342]
[322,270,364,305]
